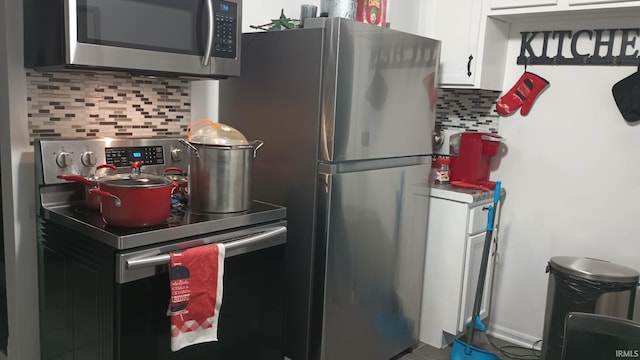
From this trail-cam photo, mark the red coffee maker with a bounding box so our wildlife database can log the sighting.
[449,132,503,190]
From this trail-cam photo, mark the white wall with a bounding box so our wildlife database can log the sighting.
[490,15,640,346]
[0,0,40,358]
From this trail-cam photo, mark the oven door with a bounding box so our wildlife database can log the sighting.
[69,0,241,76]
[115,222,286,360]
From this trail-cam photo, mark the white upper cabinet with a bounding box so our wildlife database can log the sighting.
[568,0,636,4]
[491,0,558,9]
[423,0,509,90]
[489,0,640,15]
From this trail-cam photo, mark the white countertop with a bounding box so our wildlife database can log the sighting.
[429,183,506,204]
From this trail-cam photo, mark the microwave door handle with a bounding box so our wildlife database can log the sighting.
[125,226,286,269]
[202,0,214,66]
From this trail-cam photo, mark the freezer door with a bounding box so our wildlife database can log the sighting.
[315,161,430,360]
[318,18,440,162]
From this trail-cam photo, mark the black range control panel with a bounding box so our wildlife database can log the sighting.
[105,146,164,167]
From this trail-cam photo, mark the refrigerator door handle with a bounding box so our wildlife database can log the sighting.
[318,156,431,175]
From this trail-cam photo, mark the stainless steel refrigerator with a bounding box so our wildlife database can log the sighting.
[219,17,440,360]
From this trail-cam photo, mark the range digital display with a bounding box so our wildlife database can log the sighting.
[105,146,164,167]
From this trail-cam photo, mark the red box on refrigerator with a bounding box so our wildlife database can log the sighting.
[356,0,387,27]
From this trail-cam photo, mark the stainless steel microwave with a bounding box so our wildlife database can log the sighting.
[24,0,241,78]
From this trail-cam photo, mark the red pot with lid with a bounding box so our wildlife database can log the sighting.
[57,164,118,210]
[90,162,176,227]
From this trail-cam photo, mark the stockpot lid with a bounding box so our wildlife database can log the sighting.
[186,119,249,146]
[97,173,172,188]
[549,256,640,283]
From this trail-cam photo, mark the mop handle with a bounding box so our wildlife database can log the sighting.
[468,180,502,346]
[493,181,502,205]
[486,181,501,232]
[486,206,495,232]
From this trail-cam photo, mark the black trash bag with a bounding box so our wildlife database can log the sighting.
[543,264,638,360]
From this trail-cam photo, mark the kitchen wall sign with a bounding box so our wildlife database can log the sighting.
[517,28,640,66]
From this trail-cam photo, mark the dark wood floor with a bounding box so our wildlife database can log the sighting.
[399,333,540,360]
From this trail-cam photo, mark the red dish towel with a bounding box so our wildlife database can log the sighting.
[169,243,225,352]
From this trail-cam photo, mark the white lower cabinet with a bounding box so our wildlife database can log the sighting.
[419,188,500,349]
[458,231,495,333]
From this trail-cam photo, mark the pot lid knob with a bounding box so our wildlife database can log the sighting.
[131,161,142,176]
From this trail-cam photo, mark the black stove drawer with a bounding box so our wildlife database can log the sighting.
[117,244,285,360]
[38,219,286,360]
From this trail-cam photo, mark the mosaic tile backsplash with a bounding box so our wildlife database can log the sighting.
[26,70,191,144]
[26,70,501,143]
[436,88,501,133]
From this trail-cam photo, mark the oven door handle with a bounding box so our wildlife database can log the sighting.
[126,226,286,270]
[117,224,286,283]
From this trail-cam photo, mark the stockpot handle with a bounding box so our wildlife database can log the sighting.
[252,140,264,158]
[178,138,200,158]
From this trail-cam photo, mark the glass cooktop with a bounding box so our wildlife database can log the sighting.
[40,200,286,250]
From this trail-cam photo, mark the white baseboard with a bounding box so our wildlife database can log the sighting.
[487,323,542,351]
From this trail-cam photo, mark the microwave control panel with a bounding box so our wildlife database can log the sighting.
[213,0,238,59]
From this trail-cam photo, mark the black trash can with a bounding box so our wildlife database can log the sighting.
[540,256,639,360]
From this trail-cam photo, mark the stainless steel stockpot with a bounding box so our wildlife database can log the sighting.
[179,139,263,213]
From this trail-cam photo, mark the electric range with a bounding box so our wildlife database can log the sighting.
[34,137,288,360]
[36,137,286,249]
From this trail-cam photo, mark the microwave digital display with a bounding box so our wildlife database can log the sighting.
[220,3,229,11]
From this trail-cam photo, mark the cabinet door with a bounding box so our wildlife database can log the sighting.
[490,0,557,9]
[468,204,490,235]
[458,232,495,333]
[423,0,508,90]
[568,0,635,4]
[424,0,482,86]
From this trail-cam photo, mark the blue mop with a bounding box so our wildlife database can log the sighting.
[450,181,502,360]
